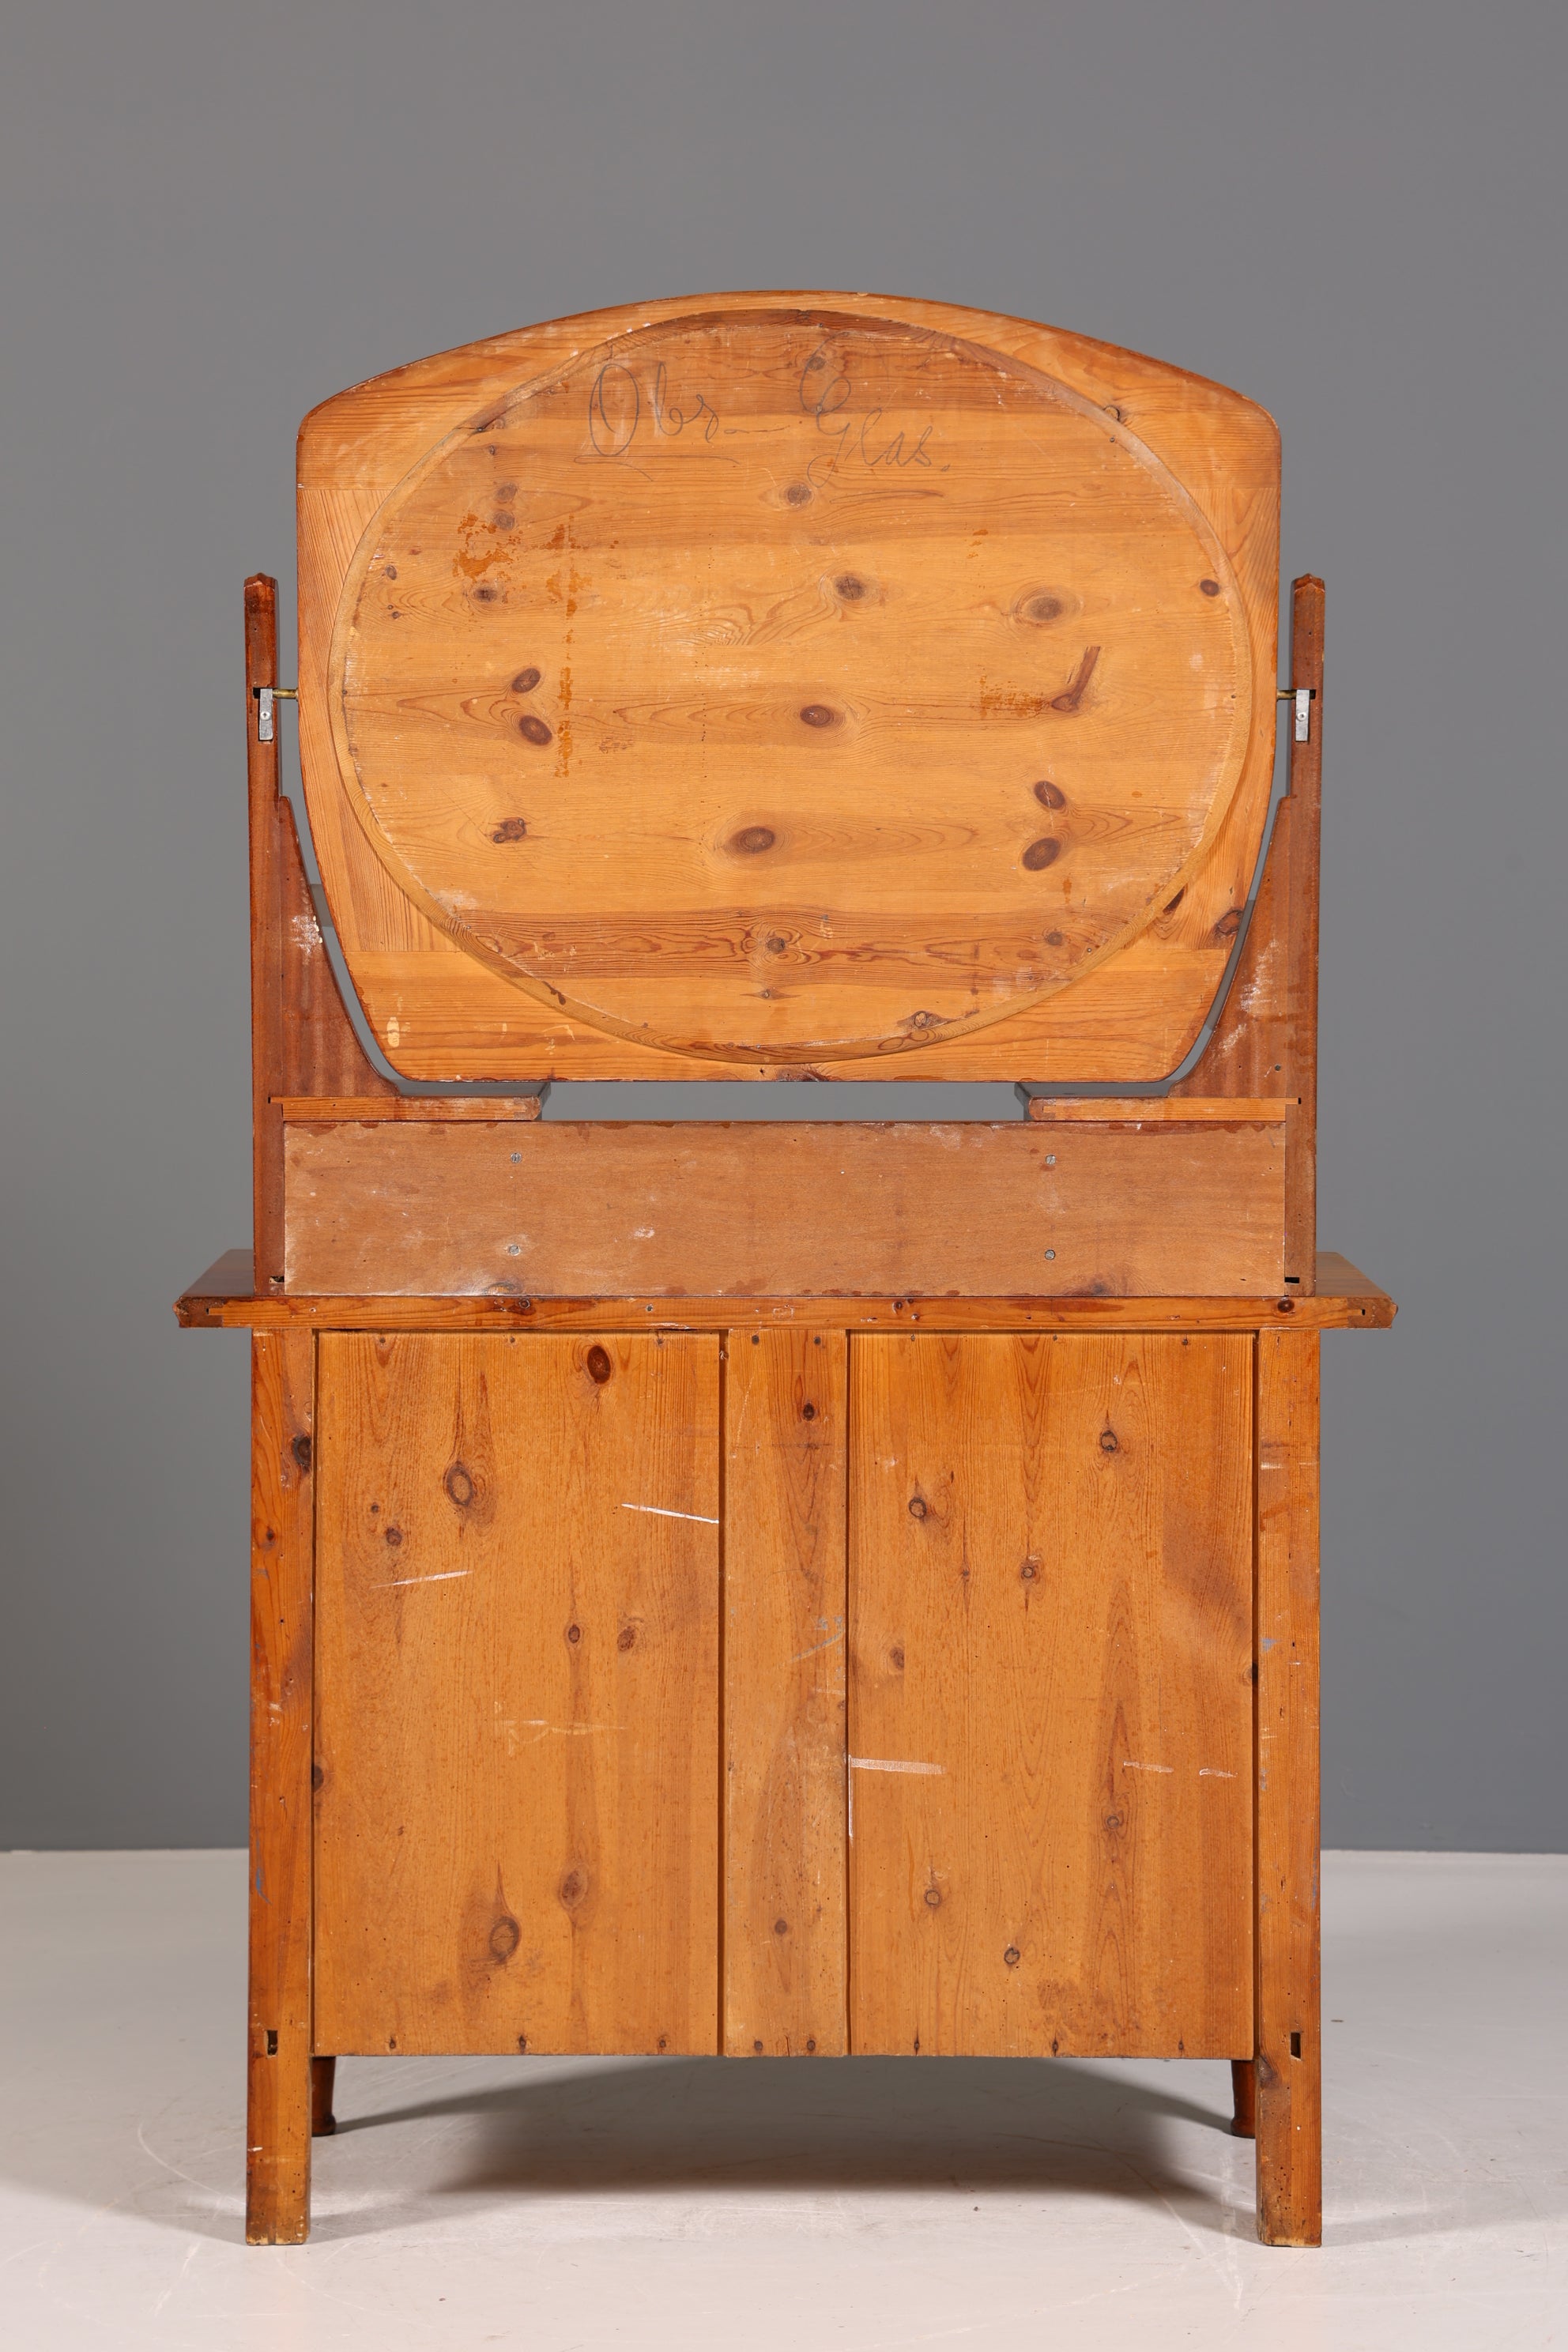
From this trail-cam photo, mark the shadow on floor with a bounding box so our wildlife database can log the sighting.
[307,2053,1250,2240]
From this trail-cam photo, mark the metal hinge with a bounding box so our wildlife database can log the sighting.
[1276,684,1316,742]
[254,684,298,743]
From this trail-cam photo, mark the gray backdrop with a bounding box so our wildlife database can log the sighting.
[2,2,1562,1851]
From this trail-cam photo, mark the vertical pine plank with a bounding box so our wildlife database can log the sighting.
[245,575,285,1294]
[247,1328,316,2244]
[1283,577,1325,1291]
[849,1332,1253,2059]
[313,1333,721,2056]
[722,1329,848,2056]
[1254,1327,1322,2243]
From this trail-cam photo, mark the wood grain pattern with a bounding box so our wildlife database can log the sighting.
[1283,581,1324,1291]
[277,1095,542,1122]
[847,1333,1253,2057]
[175,1247,1396,1332]
[247,1329,315,2243]
[332,311,1253,1066]
[282,1120,1285,1298]
[722,1330,848,2056]
[247,579,286,1292]
[1024,1096,1285,1123]
[1254,1329,1322,2243]
[295,292,1280,1083]
[312,1333,721,2056]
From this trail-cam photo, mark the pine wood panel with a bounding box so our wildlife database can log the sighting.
[1254,1329,1322,2243]
[1283,580,1325,1291]
[179,1248,1394,1332]
[282,1119,1285,1298]
[247,579,286,1292]
[296,292,1280,1082]
[847,1332,1253,2058]
[722,1330,849,2056]
[312,1333,721,2056]
[247,1329,316,2243]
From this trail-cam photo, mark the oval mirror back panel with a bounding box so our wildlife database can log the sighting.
[299,295,1280,1080]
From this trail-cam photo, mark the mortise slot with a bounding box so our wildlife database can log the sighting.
[266,2029,278,2056]
[1290,2030,1302,2059]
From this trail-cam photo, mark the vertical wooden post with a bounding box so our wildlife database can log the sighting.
[246,575,286,1294]
[1253,1327,1321,2244]
[1283,577,1324,1292]
[248,1327,316,2244]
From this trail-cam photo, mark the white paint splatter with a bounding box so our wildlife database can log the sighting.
[850,1755,944,1777]
[1121,1760,1174,1774]
[374,1570,472,1588]
[620,1502,719,1525]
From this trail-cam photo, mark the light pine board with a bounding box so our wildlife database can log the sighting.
[296,292,1280,1081]
[847,1332,1254,2058]
[722,1329,850,2056]
[313,1333,721,2056]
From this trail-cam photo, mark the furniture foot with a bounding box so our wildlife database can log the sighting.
[311,2056,337,2138]
[1231,2056,1257,2138]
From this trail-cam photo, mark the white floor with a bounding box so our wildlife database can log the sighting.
[1,1853,1562,2350]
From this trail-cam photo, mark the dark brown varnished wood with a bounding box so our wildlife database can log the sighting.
[310,2056,337,2138]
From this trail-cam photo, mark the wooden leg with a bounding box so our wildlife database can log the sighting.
[247,1329,317,2245]
[1231,2056,1257,2139]
[1253,1329,1321,2245]
[311,2056,337,2138]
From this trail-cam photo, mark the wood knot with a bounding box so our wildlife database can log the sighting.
[783,482,812,507]
[1199,578,1222,597]
[444,1462,476,1508]
[488,1913,521,1962]
[586,1344,612,1384]
[1004,1946,1021,1967]
[890,1645,905,1670]
[558,1869,587,1909]
[1017,590,1065,625]
[1213,907,1243,940]
[1099,1429,1119,1453]
[1020,1558,1039,1581]
[774,1917,790,1936]
[729,825,776,855]
[616,1625,636,1650]
[517,2034,528,2052]
[1023,837,1061,871]
[1032,778,1067,810]
[798,703,838,729]
[924,1886,942,1909]
[491,816,529,843]
[383,1525,403,1547]
[801,1401,816,1421]
[834,574,867,601]
[511,665,542,695]
[311,1762,325,1790]
[907,1496,928,1520]
[291,1434,312,1475]
[517,714,553,746]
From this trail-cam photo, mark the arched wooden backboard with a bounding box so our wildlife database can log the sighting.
[298,294,1280,1080]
